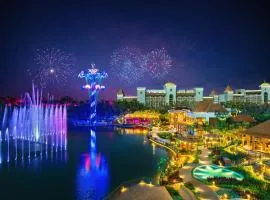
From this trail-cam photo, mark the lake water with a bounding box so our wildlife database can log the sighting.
[0,127,168,200]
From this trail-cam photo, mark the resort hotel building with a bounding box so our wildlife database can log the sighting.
[117,82,204,108]
[211,82,270,105]
[117,82,270,107]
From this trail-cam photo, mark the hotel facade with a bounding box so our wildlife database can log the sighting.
[117,82,270,107]
[117,82,204,108]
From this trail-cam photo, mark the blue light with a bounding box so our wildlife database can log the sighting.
[78,64,108,125]
[76,129,109,199]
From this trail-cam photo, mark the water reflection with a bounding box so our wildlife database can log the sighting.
[76,129,109,200]
[116,127,148,135]
[0,146,67,169]
[152,143,156,155]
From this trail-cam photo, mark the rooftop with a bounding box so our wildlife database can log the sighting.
[232,115,256,123]
[164,82,176,87]
[146,89,165,93]
[243,120,270,138]
[193,99,228,113]
[224,85,233,92]
[260,82,270,87]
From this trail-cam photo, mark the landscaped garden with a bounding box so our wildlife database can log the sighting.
[210,145,249,165]
[215,188,240,199]
[202,166,270,199]
[158,132,172,140]
[118,100,270,200]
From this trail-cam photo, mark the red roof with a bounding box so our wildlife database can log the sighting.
[232,115,256,123]
[243,120,270,138]
[193,99,228,113]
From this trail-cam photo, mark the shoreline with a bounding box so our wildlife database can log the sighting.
[148,138,177,156]
[104,133,174,199]
[147,136,177,185]
[104,128,173,196]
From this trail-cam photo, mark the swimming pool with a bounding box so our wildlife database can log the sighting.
[193,165,244,181]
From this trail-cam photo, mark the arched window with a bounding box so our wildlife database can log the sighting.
[264,92,268,103]
[169,94,174,106]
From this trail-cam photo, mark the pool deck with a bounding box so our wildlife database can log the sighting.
[179,148,219,200]
[107,184,172,200]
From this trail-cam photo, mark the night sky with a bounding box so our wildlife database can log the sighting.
[1,1,269,100]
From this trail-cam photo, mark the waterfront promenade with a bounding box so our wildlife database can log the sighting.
[148,128,219,199]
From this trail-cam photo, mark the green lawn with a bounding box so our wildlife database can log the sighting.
[158,132,172,140]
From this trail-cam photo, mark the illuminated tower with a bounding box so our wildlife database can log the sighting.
[78,64,108,125]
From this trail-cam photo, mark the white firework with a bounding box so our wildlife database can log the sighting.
[27,48,75,88]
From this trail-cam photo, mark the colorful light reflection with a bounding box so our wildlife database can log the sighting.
[76,129,109,200]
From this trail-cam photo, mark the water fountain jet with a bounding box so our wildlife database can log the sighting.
[0,84,67,163]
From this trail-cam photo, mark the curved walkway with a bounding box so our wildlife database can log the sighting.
[179,148,219,200]
[179,186,196,200]
[148,138,177,156]
[199,148,212,165]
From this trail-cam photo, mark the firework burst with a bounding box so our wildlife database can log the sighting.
[110,47,147,84]
[110,47,173,83]
[27,48,75,88]
[145,48,172,79]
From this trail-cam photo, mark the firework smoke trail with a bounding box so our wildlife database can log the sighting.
[27,48,75,88]
[145,48,172,79]
[110,47,147,84]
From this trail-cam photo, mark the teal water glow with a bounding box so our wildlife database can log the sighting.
[193,165,244,181]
